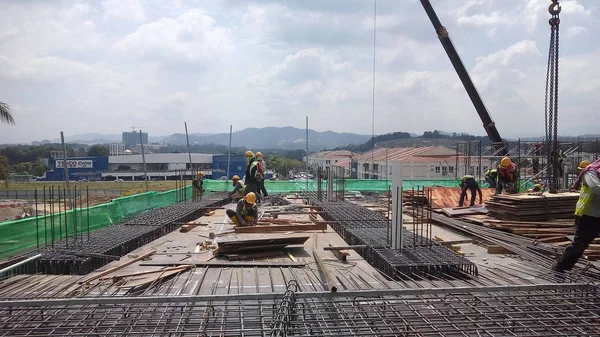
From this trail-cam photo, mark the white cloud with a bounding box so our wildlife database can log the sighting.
[102,0,146,22]
[114,9,234,63]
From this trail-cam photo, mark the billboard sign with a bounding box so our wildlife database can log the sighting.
[55,160,94,169]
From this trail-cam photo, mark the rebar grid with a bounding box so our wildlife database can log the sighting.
[0,285,598,336]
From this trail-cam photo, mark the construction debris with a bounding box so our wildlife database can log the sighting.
[213,236,310,256]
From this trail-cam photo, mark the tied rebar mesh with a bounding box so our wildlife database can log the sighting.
[545,1,561,193]
[270,280,298,337]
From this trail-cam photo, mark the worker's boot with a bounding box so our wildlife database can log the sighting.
[229,216,241,227]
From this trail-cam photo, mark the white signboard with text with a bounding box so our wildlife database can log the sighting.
[55,160,94,169]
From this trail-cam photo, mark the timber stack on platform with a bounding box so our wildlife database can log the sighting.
[485,192,579,221]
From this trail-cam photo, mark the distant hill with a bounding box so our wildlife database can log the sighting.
[160,127,371,151]
[32,127,371,151]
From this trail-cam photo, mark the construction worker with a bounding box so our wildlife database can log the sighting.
[459,175,483,207]
[192,171,204,200]
[484,169,498,188]
[255,152,269,199]
[552,158,600,273]
[229,175,245,201]
[243,150,259,198]
[226,192,258,227]
[496,157,517,195]
[570,160,590,191]
[527,183,543,193]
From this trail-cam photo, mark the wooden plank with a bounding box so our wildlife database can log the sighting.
[438,239,475,246]
[226,251,286,261]
[116,266,192,289]
[330,249,349,262]
[536,235,568,243]
[323,245,368,251]
[139,261,306,267]
[234,223,326,234]
[287,252,298,262]
[100,265,191,282]
[78,250,156,285]
[487,245,516,254]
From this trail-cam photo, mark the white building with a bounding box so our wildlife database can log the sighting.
[102,153,213,180]
[307,150,355,169]
[336,146,491,181]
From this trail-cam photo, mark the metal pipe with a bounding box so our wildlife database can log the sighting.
[0,254,42,277]
[34,189,39,248]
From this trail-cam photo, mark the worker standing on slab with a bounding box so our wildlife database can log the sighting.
[553,158,600,273]
[192,171,204,201]
[243,150,259,199]
[229,175,245,202]
[459,175,482,207]
[484,169,498,188]
[226,192,258,227]
[255,152,269,199]
[495,157,517,195]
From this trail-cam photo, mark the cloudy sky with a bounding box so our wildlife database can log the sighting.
[0,0,597,143]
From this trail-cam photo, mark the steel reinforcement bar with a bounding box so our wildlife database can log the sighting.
[0,284,597,336]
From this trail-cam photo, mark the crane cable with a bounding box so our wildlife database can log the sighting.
[545,0,561,193]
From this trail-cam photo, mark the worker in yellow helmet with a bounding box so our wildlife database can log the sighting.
[226,192,258,227]
[255,152,269,199]
[570,160,591,191]
[229,175,245,202]
[243,150,259,199]
[496,157,517,195]
[527,183,543,193]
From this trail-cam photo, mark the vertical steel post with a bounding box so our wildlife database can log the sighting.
[139,130,149,192]
[227,125,232,180]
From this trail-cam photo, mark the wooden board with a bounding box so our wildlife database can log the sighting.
[214,236,310,254]
[234,223,326,233]
[139,261,306,267]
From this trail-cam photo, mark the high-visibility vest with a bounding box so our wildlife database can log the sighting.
[575,184,594,217]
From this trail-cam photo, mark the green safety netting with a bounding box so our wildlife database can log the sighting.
[202,179,534,193]
[0,186,193,258]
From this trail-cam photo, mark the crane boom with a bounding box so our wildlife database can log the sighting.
[420,0,507,155]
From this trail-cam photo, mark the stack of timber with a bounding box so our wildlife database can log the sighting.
[463,216,600,261]
[213,236,310,261]
[485,192,579,221]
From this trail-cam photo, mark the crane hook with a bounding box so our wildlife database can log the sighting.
[549,0,561,15]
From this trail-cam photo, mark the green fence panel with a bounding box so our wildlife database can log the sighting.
[0,186,192,258]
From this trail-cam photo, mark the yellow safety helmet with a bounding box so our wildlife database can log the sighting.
[245,150,254,158]
[578,160,590,170]
[500,157,512,168]
[244,192,257,205]
[535,183,542,189]
[197,171,204,177]
[256,152,263,158]
[232,175,240,181]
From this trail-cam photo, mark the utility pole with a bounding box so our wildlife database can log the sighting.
[139,130,149,192]
[60,131,75,240]
[306,116,309,192]
[184,122,193,178]
[227,125,232,180]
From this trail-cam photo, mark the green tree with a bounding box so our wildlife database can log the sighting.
[31,161,48,177]
[88,145,110,157]
[14,162,31,174]
[0,102,15,124]
[0,155,11,187]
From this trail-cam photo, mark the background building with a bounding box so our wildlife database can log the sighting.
[122,131,148,149]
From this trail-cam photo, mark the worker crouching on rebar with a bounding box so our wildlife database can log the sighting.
[553,159,600,273]
[226,192,258,227]
[459,175,482,207]
[495,157,517,195]
[229,175,245,202]
[255,152,269,200]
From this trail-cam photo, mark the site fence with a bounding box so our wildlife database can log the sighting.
[203,179,534,193]
[0,186,192,258]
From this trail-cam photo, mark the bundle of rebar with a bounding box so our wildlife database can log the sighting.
[305,193,477,280]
